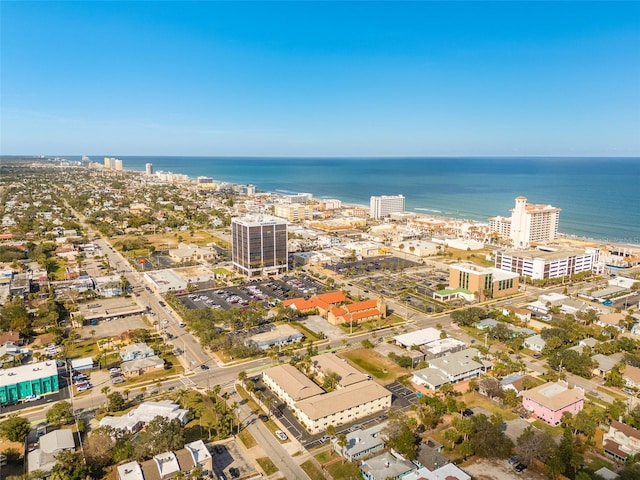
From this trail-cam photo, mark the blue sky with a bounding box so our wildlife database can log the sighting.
[1,1,639,156]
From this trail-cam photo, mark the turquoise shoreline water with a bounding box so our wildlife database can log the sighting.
[85,156,640,244]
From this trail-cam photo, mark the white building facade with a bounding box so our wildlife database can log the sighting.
[369,194,405,220]
[494,247,600,280]
[509,196,561,248]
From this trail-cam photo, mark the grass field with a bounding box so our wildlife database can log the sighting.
[340,348,408,384]
[256,457,278,476]
[439,247,494,267]
[238,429,257,449]
[300,460,325,480]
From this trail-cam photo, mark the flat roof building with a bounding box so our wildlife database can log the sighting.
[244,324,304,350]
[449,263,519,301]
[231,215,288,277]
[0,361,59,403]
[521,380,584,426]
[495,246,600,280]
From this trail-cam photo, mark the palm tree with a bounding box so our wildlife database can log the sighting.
[337,434,348,463]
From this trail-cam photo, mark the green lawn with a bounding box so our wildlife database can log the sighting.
[340,348,408,384]
[238,429,257,449]
[326,459,360,479]
[300,460,325,480]
[256,457,278,476]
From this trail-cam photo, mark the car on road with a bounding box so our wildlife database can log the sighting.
[275,430,288,441]
[159,301,166,306]
[259,414,269,422]
[24,395,42,402]
[319,435,330,443]
[200,364,209,370]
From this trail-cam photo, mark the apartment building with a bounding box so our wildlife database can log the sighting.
[274,203,313,222]
[369,194,405,220]
[231,215,288,277]
[489,196,561,248]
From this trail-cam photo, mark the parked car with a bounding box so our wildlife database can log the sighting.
[259,414,269,422]
[214,445,224,454]
[111,377,125,384]
[24,395,42,402]
[275,430,288,441]
[201,364,209,370]
[509,455,521,465]
[514,463,528,473]
[462,408,474,417]
[109,367,121,374]
[77,384,92,392]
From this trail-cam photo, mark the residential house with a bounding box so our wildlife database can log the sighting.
[120,343,155,362]
[415,439,449,472]
[592,354,620,378]
[622,365,640,390]
[604,420,640,462]
[360,451,416,480]
[406,464,471,480]
[502,305,532,323]
[121,355,165,377]
[521,380,584,425]
[412,348,488,390]
[596,313,626,332]
[524,334,547,352]
[333,422,387,461]
[100,401,189,433]
[27,429,75,476]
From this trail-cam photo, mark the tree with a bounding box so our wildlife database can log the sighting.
[516,426,555,466]
[468,414,513,459]
[326,425,336,437]
[323,371,340,390]
[382,414,419,460]
[50,449,90,480]
[0,414,30,442]
[237,371,247,382]
[107,392,126,412]
[84,426,116,470]
[337,434,348,462]
[46,401,74,425]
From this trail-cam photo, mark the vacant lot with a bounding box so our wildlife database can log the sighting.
[462,458,547,480]
[340,348,408,384]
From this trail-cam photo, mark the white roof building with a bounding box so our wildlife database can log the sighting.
[393,327,441,348]
[117,461,145,480]
[99,401,188,433]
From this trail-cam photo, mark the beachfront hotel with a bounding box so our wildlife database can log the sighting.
[369,194,405,219]
[490,196,561,248]
[231,215,288,277]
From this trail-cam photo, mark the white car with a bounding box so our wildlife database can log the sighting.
[275,430,288,441]
[23,395,42,402]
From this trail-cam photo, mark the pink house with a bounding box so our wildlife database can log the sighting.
[521,380,584,425]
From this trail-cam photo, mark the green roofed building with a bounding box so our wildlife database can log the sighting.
[0,361,59,403]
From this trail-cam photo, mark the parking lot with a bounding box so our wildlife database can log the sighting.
[175,274,326,313]
[79,314,147,339]
[326,256,420,277]
[386,381,419,411]
[209,440,257,480]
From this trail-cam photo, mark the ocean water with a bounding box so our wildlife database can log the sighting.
[105,156,639,244]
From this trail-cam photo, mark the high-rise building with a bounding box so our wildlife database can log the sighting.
[231,215,288,277]
[145,163,153,175]
[103,157,112,170]
[369,194,405,219]
[509,196,561,248]
[114,159,123,171]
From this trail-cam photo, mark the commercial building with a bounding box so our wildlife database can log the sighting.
[0,361,59,403]
[448,263,519,301]
[231,215,288,277]
[369,194,405,220]
[244,324,304,350]
[521,380,584,425]
[494,246,600,280]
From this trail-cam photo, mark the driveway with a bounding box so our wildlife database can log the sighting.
[462,458,547,480]
[301,315,344,341]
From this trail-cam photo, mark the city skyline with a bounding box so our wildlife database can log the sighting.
[1,1,639,157]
